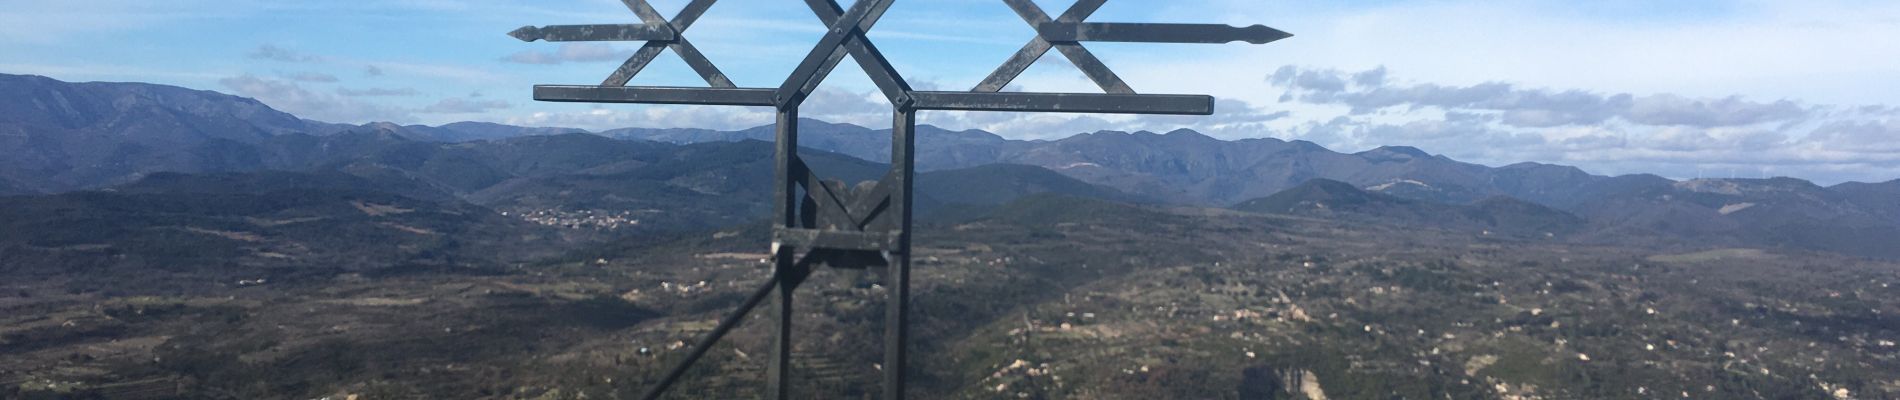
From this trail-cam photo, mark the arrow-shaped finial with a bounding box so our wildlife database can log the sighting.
[509,26,545,42]
[1235,25,1294,45]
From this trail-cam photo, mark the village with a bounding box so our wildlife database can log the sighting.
[505,208,643,230]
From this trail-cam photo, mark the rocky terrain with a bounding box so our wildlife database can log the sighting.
[4,192,1898,399]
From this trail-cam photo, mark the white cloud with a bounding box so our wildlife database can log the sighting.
[1263,66,1900,184]
[501,43,637,65]
[1192,0,1900,107]
[281,71,338,83]
[248,44,323,63]
[218,74,410,123]
[506,106,775,132]
[418,98,512,114]
[0,63,228,81]
[1274,66,1818,129]
[336,87,419,97]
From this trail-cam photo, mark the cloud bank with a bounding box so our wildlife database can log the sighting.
[1267,66,1900,183]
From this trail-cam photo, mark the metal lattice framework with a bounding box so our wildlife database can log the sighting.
[510,1,1287,398]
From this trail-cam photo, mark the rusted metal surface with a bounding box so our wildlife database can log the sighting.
[775,0,906,107]
[509,1,1287,398]
[507,24,675,43]
[991,0,1131,94]
[972,0,1107,93]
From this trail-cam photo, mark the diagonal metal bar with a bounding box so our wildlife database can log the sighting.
[1048,44,1133,94]
[804,0,913,106]
[994,0,1132,94]
[601,0,675,87]
[627,0,736,88]
[603,0,734,87]
[1039,22,1294,44]
[604,45,672,87]
[796,163,899,231]
[846,170,898,228]
[798,160,867,228]
[622,0,673,26]
[638,268,794,400]
[973,0,1105,93]
[768,247,798,400]
[774,0,897,108]
[971,41,1050,93]
[667,0,718,28]
[669,37,738,88]
[775,228,899,251]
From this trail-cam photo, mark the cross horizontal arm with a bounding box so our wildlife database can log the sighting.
[535,86,776,106]
[910,92,1213,115]
[776,228,900,251]
[509,24,677,42]
[1037,23,1293,45]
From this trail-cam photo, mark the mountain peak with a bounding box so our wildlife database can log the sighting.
[1361,145,1432,158]
[1163,128,1214,139]
[1288,140,1331,152]
[1233,178,1393,212]
[797,118,871,132]
[0,73,57,84]
[1676,177,1825,195]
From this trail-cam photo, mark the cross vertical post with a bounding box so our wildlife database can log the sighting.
[885,108,916,400]
[770,106,799,400]
[511,1,1286,398]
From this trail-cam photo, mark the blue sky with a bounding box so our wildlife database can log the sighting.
[4,0,1900,183]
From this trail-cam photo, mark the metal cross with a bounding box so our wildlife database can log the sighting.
[509,1,1288,398]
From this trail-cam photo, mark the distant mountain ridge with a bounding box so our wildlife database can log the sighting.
[629,124,1639,209]
[0,74,598,192]
[1233,179,1585,237]
[0,169,560,289]
[7,73,1900,259]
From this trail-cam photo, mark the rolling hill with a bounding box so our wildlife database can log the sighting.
[1233,179,1584,237]
[0,171,559,292]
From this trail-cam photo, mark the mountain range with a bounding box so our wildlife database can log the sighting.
[9,74,1900,399]
[3,73,1898,259]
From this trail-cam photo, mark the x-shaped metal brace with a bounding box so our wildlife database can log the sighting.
[974,0,1292,94]
[519,0,918,113]
[798,159,897,232]
[893,0,1292,115]
[511,0,734,88]
[776,0,913,109]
